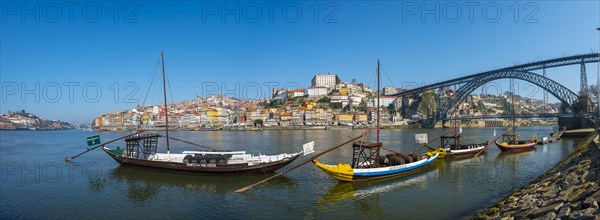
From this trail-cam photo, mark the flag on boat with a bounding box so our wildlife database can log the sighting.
[86,135,101,146]
[415,134,428,144]
[303,141,315,156]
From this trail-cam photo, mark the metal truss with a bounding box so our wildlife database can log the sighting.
[439,70,579,120]
[391,53,599,97]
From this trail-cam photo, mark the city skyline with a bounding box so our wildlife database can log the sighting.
[1,1,599,123]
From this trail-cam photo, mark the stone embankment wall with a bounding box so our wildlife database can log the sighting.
[474,130,600,219]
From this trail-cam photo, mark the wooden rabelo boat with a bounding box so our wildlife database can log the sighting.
[494,133,537,151]
[437,132,488,158]
[494,78,536,152]
[313,60,441,182]
[101,52,301,175]
[102,133,301,175]
[313,141,440,181]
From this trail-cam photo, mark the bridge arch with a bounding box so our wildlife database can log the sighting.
[439,70,579,119]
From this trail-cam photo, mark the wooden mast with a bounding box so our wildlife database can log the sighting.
[161,51,171,159]
[377,60,380,143]
[511,78,516,144]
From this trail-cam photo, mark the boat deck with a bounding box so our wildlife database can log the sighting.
[148,152,301,165]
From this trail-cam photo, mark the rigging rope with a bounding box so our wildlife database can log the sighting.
[165,65,175,105]
[379,62,396,88]
[141,58,161,107]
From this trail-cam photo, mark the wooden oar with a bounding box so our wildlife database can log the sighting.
[381,146,402,154]
[340,134,401,154]
[473,128,512,157]
[65,130,145,162]
[234,132,367,193]
[164,135,216,150]
[409,129,455,154]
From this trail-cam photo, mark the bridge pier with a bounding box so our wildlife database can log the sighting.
[558,116,595,130]
[580,61,588,96]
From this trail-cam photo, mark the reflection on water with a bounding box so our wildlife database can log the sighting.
[495,148,537,160]
[318,168,437,204]
[88,165,297,205]
[0,127,581,219]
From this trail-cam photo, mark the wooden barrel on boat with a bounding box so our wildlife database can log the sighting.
[183,155,193,163]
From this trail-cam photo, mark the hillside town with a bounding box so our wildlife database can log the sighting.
[91,73,560,131]
[0,110,76,130]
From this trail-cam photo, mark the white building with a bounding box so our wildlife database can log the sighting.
[383,86,400,96]
[331,95,349,106]
[287,89,305,98]
[371,96,397,108]
[311,72,340,89]
[349,96,363,106]
[307,86,328,97]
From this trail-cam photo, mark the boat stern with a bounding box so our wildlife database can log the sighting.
[428,147,446,159]
[102,146,124,157]
[427,147,444,158]
[313,160,354,182]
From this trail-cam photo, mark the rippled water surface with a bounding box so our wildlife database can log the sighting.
[0,127,579,219]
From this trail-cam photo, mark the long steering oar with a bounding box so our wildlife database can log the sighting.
[234,132,367,193]
[340,133,402,154]
[409,129,455,155]
[473,128,512,157]
[66,130,145,162]
[164,135,216,151]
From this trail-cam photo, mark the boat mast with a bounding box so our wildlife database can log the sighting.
[161,51,171,159]
[377,59,380,143]
[511,78,516,143]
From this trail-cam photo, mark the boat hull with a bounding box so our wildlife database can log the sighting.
[102,148,301,176]
[313,151,440,182]
[444,143,487,158]
[494,141,536,151]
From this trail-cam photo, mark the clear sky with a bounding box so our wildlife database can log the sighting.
[1,1,599,123]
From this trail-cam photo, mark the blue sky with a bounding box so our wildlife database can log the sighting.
[1,1,599,123]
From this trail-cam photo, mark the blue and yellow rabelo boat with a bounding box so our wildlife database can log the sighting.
[312,60,441,182]
[313,141,442,182]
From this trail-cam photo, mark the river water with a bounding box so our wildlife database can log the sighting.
[0,127,578,219]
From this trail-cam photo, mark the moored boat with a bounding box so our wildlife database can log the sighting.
[100,52,302,175]
[102,135,301,175]
[441,140,487,158]
[313,141,441,182]
[494,133,537,151]
[436,131,488,158]
[312,60,441,182]
[494,78,536,152]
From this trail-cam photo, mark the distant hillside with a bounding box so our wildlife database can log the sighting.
[0,110,75,130]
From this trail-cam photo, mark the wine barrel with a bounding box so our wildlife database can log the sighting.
[183,155,193,163]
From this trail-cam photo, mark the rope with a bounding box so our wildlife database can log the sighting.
[165,66,175,105]
[379,62,396,88]
[161,135,217,151]
[141,59,161,107]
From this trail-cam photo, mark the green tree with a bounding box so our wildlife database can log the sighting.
[254,119,264,127]
[330,103,342,109]
[317,96,331,103]
[359,100,367,107]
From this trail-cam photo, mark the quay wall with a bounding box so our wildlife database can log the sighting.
[473,130,600,219]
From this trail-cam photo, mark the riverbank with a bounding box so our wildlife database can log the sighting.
[474,130,600,219]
